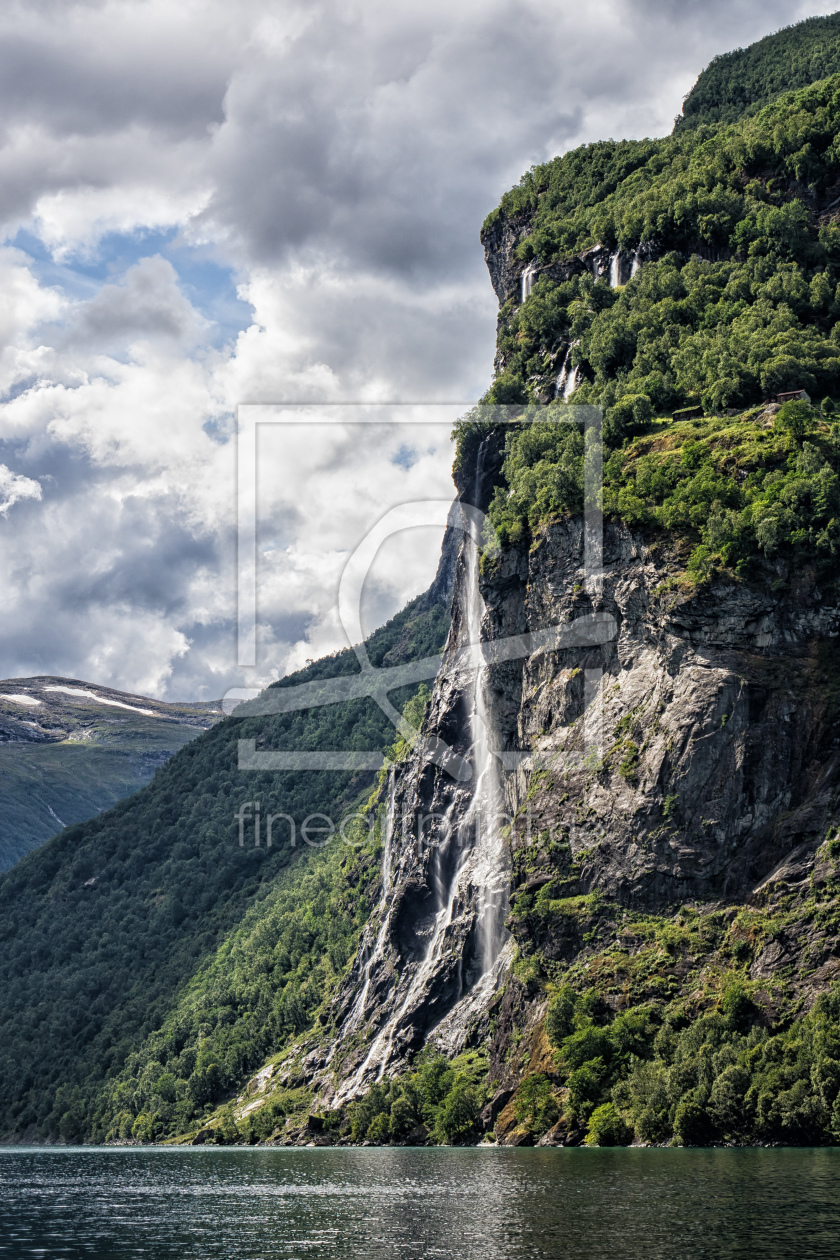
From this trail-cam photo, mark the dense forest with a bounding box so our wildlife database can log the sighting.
[0,593,448,1142]
[476,399,840,587]
[486,75,840,419]
[676,12,840,130]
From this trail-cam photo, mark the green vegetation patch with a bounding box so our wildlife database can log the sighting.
[0,592,449,1144]
[484,74,840,418]
[344,1049,490,1147]
[480,405,840,584]
[677,14,840,131]
[543,980,840,1147]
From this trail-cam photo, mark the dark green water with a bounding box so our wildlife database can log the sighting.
[1,1146,839,1259]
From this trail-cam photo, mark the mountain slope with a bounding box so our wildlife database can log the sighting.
[0,585,451,1142]
[8,19,840,1155]
[482,73,840,416]
[676,12,840,131]
[0,679,221,871]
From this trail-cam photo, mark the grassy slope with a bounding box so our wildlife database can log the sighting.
[0,732,204,874]
[0,684,221,872]
[0,593,449,1142]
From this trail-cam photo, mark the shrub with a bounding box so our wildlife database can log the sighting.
[673,1099,717,1146]
[605,394,653,445]
[584,1103,631,1146]
[775,399,814,444]
[513,1074,560,1137]
[131,1112,154,1142]
[350,1082,389,1142]
[366,1112,391,1144]
[545,987,576,1048]
[431,1078,480,1145]
[389,1094,418,1140]
[567,1058,608,1118]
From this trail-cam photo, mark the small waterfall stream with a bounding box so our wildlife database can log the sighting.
[609,250,621,288]
[338,530,510,1095]
[555,342,581,400]
[521,261,539,302]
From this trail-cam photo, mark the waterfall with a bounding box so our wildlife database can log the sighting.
[521,261,539,302]
[630,250,641,278]
[555,345,571,398]
[381,767,397,894]
[461,538,507,975]
[337,531,509,1096]
[555,342,581,400]
[609,250,621,288]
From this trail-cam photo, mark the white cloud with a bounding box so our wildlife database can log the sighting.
[0,462,41,515]
[0,0,836,697]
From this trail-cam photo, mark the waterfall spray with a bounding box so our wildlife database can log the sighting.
[556,342,581,400]
[555,343,575,399]
[336,525,510,1096]
[521,261,539,302]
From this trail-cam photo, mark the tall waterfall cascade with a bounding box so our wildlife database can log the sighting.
[329,528,512,1101]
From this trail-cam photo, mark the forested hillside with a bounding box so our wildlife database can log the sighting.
[485,75,840,418]
[0,681,221,872]
[0,592,449,1142]
[8,17,840,1155]
[676,12,840,130]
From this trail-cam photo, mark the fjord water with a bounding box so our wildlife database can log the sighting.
[1,1148,840,1259]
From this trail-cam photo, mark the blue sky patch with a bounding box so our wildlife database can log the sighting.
[9,226,254,350]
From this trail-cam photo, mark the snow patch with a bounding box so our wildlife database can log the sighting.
[42,686,158,717]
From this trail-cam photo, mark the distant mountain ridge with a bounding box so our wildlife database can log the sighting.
[0,678,222,871]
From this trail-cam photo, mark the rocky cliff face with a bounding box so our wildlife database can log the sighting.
[502,520,840,910]
[296,494,840,1120]
[272,209,840,1131]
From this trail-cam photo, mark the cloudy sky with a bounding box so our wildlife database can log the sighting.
[0,0,834,700]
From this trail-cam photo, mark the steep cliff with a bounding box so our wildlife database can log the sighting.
[242,64,840,1148]
[8,20,840,1153]
[203,398,840,1151]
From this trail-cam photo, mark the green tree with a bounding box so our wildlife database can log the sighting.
[431,1078,480,1144]
[584,1103,631,1146]
[775,399,814,444]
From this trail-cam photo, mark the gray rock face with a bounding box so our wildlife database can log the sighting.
[479,213,611,309]
[494,520,840,912]
[318,509,840,1100]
